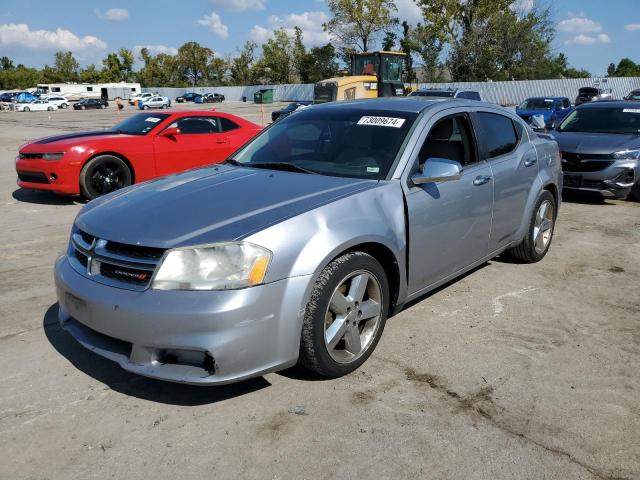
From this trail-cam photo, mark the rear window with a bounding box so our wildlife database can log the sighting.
[476,112,518,159]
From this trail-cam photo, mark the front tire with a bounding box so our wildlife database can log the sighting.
[61,103,68,109]
[508,190,556,263]
[143,105,149,110]
[47,106,53,111]
[79,155,132,200]
[630,182,640,202]
[299,252,389,378]
[23,107,30,112]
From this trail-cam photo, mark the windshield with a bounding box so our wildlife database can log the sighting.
[381,55,403,81]
[110,113,170,135]
[519,98,554,110]
[558,107,640,135]
[410,90,454,97]
[230,108,418,180]
[626,90,640,100]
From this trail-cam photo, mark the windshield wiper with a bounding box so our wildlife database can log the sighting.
[223,158,242,166]
[249,162,319,175]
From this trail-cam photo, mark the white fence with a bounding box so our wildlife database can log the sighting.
[144,77,640,105]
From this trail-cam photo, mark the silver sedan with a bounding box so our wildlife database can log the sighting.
[54,98,561,384]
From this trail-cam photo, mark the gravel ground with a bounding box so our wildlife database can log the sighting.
[0,103,639,480]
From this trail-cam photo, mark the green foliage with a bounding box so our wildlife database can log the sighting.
[324,0,398,52]
[258,29,296,83]
[176,41,216,86]
[299,44,340,83]
[607,58,640,77]
[382,31,397,51]
[229,41,259,86]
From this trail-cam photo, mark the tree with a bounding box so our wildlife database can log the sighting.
[607,58,640,77]
[100,49,135,82]
[382,31,397,51]
[298,44,340,83]
[409,22,444,82]
[1,56,14,71]
[53,51,80,82]
[324,0,398,52]
[399,21,416,83]
[259,29,296,83]
[80,64,102,83]
[176,41,215,87]
[292,26,307,82]
[230,41,258,85]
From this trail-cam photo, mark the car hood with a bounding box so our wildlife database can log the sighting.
[76,165,379,249]
[551,131,640,154]
[20,131,135,151]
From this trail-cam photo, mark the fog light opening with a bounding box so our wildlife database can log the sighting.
[156,349,216,375]
[49,173,58,181]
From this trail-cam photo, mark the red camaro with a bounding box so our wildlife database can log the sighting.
[15,111,262,199]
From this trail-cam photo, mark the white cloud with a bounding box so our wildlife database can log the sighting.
[251,11,331,46]
[558,17,602,33]
[134,44,178,56]
[0,23,107,53]
[625,23,640,31]
[95,8,129,22]
[395,0,423,25]
[209,0,266,12]
[249,25,270,43]
[565,33,611,45]
[197,11,229,39]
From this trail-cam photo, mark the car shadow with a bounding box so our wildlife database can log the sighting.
[561,190,614,205]
[277,263,489,382]
[43,304,271,405]
[12,188,85,206]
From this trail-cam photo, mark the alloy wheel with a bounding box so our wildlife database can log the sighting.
[533,199,554,254]
[324,270,383,364]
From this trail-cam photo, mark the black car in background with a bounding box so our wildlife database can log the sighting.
[73,98,109,110]
[271,102,312,122]
[202,93,225,103]
[551,101,640,200]
[0,92,17,102]
[175,92,200,103]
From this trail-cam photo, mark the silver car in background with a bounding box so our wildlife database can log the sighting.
[54,98,561,384]
[552,101,640,200]
[142,96,171,109]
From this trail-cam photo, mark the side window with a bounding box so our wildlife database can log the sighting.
[52,87,61,92]
[476,112,518,159]
[220,117,240,132]
[562,98,571,109]
[417,114,477,167]
[87,87,93,92]
[468,91,481,101]
[171,117,219,134]
[456,91,468,99]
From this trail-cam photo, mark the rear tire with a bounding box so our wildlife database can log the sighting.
[79,155,132,200]
[630,182,640,202]
[508,190,556,263]
[81,105,85,110]
[62,103,68,109]
[298,252,389,378]
[47,106,53,111]
[23,107,30,112]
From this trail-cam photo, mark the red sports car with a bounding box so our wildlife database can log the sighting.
[16,111,262,199]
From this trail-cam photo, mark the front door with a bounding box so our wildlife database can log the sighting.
[405,112,494,296]
[154,116,226,175]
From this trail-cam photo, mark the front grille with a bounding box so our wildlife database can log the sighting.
[69,229,165,291]
[561,152,614,172]
[18,171,49,184]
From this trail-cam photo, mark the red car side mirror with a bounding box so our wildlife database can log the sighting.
[160,127,180,138]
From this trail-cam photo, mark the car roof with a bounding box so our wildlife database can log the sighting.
[576,100,634,109]
[310,97,490,114]
[525,96,567,100]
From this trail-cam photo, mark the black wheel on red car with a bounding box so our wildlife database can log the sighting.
[80,155,132,200]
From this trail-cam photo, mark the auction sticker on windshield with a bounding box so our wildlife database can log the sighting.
[357,116,406,128]
[622,109,640,113]
[145,117,162,122]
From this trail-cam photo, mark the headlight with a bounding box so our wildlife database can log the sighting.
[43,152,65,161]
[151,242,272,291]
[613,149,640,160]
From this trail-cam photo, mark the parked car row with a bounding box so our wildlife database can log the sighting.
[176,92,225,103]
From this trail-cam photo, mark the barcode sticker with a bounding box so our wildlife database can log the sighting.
[357,116,406,128]
[622,109,640,113]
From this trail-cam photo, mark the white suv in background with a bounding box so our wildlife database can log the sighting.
[44,96,69,109]
[129,92,156,105]
[409,88,483,101]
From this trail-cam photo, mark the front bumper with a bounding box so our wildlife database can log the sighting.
[15,157,80,194]
[54,255,310,385]
[562,160,639,198]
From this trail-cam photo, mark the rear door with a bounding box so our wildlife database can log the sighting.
[473,110,538,252]
[405,109,494,294]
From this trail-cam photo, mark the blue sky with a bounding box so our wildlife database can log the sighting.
[0,0,638,76]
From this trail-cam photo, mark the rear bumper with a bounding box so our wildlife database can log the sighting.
[54,255,311,385]
[562,160,639,198]
[15,157,80,194]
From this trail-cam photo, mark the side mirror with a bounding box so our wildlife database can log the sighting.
[411,158,463,185]
[530,114,546,132]
[160,127,180,138]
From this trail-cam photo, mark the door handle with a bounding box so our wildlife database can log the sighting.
[473,175,491,186]
[524,157,538,167]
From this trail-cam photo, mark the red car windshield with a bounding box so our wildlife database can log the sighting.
[111,113,170,135]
